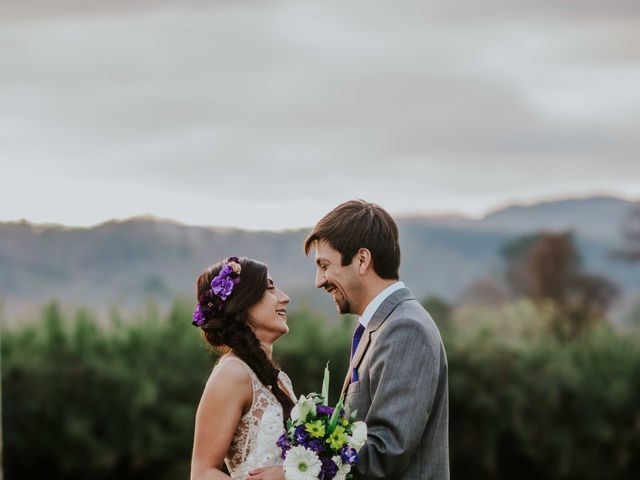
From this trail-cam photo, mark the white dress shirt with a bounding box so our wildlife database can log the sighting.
[358,281,405,328]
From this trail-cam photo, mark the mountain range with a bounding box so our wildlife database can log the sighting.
[1,195,638,322]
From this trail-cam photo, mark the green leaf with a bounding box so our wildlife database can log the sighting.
[321,361,330,405]
[328,393,344,433]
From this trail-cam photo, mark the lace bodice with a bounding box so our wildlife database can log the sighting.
[215,355,295,480]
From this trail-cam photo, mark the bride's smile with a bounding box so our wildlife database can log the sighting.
[248,276,291,342]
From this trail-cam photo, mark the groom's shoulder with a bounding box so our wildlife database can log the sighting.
[384,299,429,333]
[386,297,442,341]
[389,295,432,325]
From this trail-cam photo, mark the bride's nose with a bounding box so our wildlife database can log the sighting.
[279,290,290,305]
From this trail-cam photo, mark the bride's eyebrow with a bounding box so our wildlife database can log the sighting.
[267,278,275,287]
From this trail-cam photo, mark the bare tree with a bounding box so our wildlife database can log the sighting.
[502,232,619,339]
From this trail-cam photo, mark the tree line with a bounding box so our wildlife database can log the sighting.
[3,227,640,479]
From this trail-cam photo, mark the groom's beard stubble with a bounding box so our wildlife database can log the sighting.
[325,284,351,314]
[337,298,351,315]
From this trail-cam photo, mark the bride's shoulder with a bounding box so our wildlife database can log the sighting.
[195,356,253,433]
[203,356,253,399]
[210,355,252,383]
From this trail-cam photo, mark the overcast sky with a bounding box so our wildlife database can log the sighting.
[1,0,639,230]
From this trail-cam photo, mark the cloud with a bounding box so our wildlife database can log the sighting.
[1,0,638,228]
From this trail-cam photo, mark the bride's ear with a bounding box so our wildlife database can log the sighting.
[356,248,372,275]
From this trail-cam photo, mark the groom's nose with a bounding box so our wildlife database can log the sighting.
[315,269,326,289]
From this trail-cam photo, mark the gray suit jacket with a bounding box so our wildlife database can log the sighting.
[341,287,449,480]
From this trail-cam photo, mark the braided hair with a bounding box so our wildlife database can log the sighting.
[195,257,294,426]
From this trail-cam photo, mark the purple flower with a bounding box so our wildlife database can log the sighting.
[211,275,234,300]
[320,456,338,480]
[294,424,309,445]
[277,433,290,459]
[192,304,206,326]
[219,264,233,277]
[192,256,241,327]
[308,438,325,454]
[317,405,335,416]
[340,446,359,466]
[277,433,290,449]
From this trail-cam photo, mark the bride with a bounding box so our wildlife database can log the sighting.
[190,257,295,480]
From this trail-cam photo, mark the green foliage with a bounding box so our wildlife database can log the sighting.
[275,310,353,405]
[3,300,640,479]
[448,326,640,480]
[421,295,452,330]
[625,300,640,328]
[2,300,211,480]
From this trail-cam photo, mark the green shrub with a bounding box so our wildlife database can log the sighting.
[2,301,639,479]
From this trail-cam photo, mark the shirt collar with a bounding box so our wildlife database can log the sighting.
[359,281,405,328]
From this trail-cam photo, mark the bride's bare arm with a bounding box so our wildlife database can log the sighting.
[190,360,253,480]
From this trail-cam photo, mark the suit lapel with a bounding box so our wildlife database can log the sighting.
[341,328,372,395]
[340,288,414,396]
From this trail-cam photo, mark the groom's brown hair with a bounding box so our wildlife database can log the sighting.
[304,199,400,280]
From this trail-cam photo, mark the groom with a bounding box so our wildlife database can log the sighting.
[304,200,449,480]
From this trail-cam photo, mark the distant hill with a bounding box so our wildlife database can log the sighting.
[1,196,638,319]
[480,196,634,242]
[401,196,635,243]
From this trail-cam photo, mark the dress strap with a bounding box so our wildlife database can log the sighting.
[219,355,295,403]
[278,371,297,402]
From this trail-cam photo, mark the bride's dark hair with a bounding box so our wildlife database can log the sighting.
[195,257,294,425]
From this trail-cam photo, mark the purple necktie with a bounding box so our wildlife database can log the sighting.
[350,324,365,382]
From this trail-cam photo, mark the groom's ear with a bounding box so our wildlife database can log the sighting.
[356,248,372,275]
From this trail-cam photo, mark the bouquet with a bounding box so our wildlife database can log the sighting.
[278,365,367,480]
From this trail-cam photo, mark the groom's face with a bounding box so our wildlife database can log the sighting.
[314,240,361,315]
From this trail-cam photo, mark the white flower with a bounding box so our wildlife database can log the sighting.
[290,395,317,425]
[331,455,352,480]
[283,446,322,480]
[347,421,367,451]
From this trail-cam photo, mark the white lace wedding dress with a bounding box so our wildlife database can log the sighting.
[216,355,296,480]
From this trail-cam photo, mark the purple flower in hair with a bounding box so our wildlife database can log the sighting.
[192,304,207,326]
[219,263,233,277]
[210,257,242,300]
[211,275,234,300]
[192,256,242,328]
